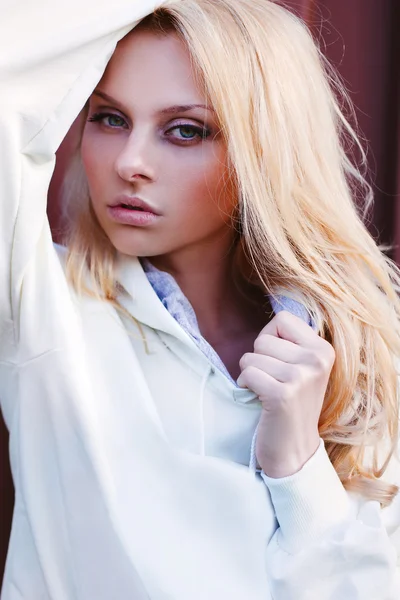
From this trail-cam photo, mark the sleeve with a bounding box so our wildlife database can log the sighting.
[0,0,159,364]
[260,438,400,599]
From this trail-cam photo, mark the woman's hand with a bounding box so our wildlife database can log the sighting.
[237,311,335,478]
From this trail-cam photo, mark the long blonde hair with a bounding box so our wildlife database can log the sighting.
[64,0,400,506]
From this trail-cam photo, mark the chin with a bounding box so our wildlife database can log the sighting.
[105,230,170,259]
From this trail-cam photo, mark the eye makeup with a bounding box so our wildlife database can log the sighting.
[87,111,213,144]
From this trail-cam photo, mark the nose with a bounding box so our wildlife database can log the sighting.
[114,130,156,183]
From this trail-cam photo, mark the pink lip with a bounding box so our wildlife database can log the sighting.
[107,205,160,227]
[109,194,160,215]
[107,194,161,227]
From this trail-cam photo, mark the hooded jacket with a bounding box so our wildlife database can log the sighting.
[0,1,399,599]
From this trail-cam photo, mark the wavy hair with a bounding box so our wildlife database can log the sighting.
[63,0,400,506]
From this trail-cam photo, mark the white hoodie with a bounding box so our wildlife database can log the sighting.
[0,1,399,599]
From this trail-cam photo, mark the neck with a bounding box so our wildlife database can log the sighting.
[148,235,266,342]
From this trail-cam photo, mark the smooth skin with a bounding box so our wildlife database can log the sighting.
[81,28,266,379]
[81,28,335,478]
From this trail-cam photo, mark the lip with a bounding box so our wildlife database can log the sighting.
[107,206,160,227]
[107,194,161,227]
[109,194,160,215]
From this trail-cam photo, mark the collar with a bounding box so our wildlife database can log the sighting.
[115,252,199,347]
[115,253,314,336]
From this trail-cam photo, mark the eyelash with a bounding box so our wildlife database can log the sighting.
[86,112,212,143]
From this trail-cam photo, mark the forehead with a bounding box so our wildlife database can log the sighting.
[98,29,204,107]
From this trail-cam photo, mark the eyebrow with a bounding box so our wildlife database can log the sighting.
[92,89,215,115]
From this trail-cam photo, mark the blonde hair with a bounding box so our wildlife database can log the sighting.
[64,0,400,506]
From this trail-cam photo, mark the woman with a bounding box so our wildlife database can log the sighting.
[0,0,399,598]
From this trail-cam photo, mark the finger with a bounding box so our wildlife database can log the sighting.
[238,352,293,383]
[259,310,319,346]
[253,334,304,364]
[237,365,282,400]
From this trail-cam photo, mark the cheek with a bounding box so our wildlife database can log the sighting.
[80,132,115,191]
[177,148,235,218]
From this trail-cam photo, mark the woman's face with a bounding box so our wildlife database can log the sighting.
[81,28,237,260]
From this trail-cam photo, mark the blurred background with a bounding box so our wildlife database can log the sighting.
[1,0,399,585]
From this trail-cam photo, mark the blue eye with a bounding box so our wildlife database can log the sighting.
[175,125,198,139]
[166,124,211,142]
[87,113,212,143]
[87,112,128,129]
